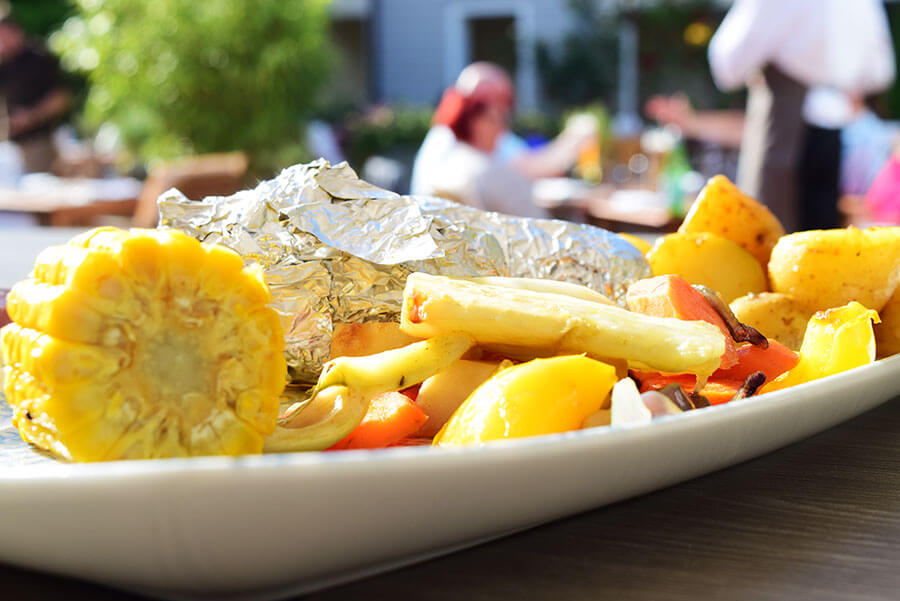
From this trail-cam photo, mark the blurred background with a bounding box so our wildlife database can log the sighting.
[1,0,899,231]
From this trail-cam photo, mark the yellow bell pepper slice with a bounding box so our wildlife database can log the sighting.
[433,355,616,446]
[761,301,880,393]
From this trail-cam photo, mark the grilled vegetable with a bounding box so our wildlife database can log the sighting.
[626,274,740,369]
[761,301,879,393]
[434,355,617,446]
[400,273,727,381]
[691,284,768,348]
[713,340,799,383]
[327,391,428,450]
[610,377,651,426]
[414,358,506,437]
[461,276,615,306]
[0,227,287,461]
[265,332,474,452]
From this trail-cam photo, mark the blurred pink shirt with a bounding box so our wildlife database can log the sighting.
[865,156,900,224]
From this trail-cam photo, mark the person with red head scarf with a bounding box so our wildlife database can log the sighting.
[432,62,515,151]
[411,62,595,217]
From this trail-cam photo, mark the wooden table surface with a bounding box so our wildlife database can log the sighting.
[533,179,680,232]
[0,177,139,226]
[3,393,899,601]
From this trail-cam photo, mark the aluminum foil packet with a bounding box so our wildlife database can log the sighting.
[159,159,650,383]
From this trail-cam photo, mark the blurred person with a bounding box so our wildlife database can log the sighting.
[840,98,899,199]
[410,62,595,216]
[644,94,744,150]
[863,139,900,225]
[797,88,858,230]
[707,0,894,232]
[648,92,900,227]
[0,15,70,173]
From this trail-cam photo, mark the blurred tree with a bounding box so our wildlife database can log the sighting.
[50,0,333,175]
[635,0,737,111]
[535,0,619,109]
[8,0,72,36]
[885,5,900,119]
[343,105,432,169]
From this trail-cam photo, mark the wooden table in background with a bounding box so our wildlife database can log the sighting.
[535,179,680,233]
[0,177,140,227]
[581,186,680,233]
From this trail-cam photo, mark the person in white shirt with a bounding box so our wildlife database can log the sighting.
[797,88,859,230]
[708,0,895,232]
[409,121,528,201]
[410,62,595,217]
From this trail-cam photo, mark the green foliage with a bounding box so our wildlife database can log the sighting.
[535,0,619,109]
[512,111,563,141]
[8,0,72,37]
[50,0,333,174]
[342,105,433,168]
[885,7,900,119]
[635,0,733,110]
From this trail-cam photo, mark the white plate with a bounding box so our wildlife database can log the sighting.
[2,355,900,601]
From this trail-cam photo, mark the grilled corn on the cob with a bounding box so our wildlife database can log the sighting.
[0,227,286,461]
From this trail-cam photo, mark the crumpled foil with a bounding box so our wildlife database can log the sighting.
[159,159,650,383]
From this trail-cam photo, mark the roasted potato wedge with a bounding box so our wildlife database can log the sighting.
[729,292,814,351]
[679,175,784,268]
[647,232,768,304]
[875,285,900,358]
[768,227,900,313]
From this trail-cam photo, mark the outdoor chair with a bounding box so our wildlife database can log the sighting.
[132,152,249,228]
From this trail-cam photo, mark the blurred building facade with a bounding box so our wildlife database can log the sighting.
[326,0,741,118]
[330,0,585,111]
